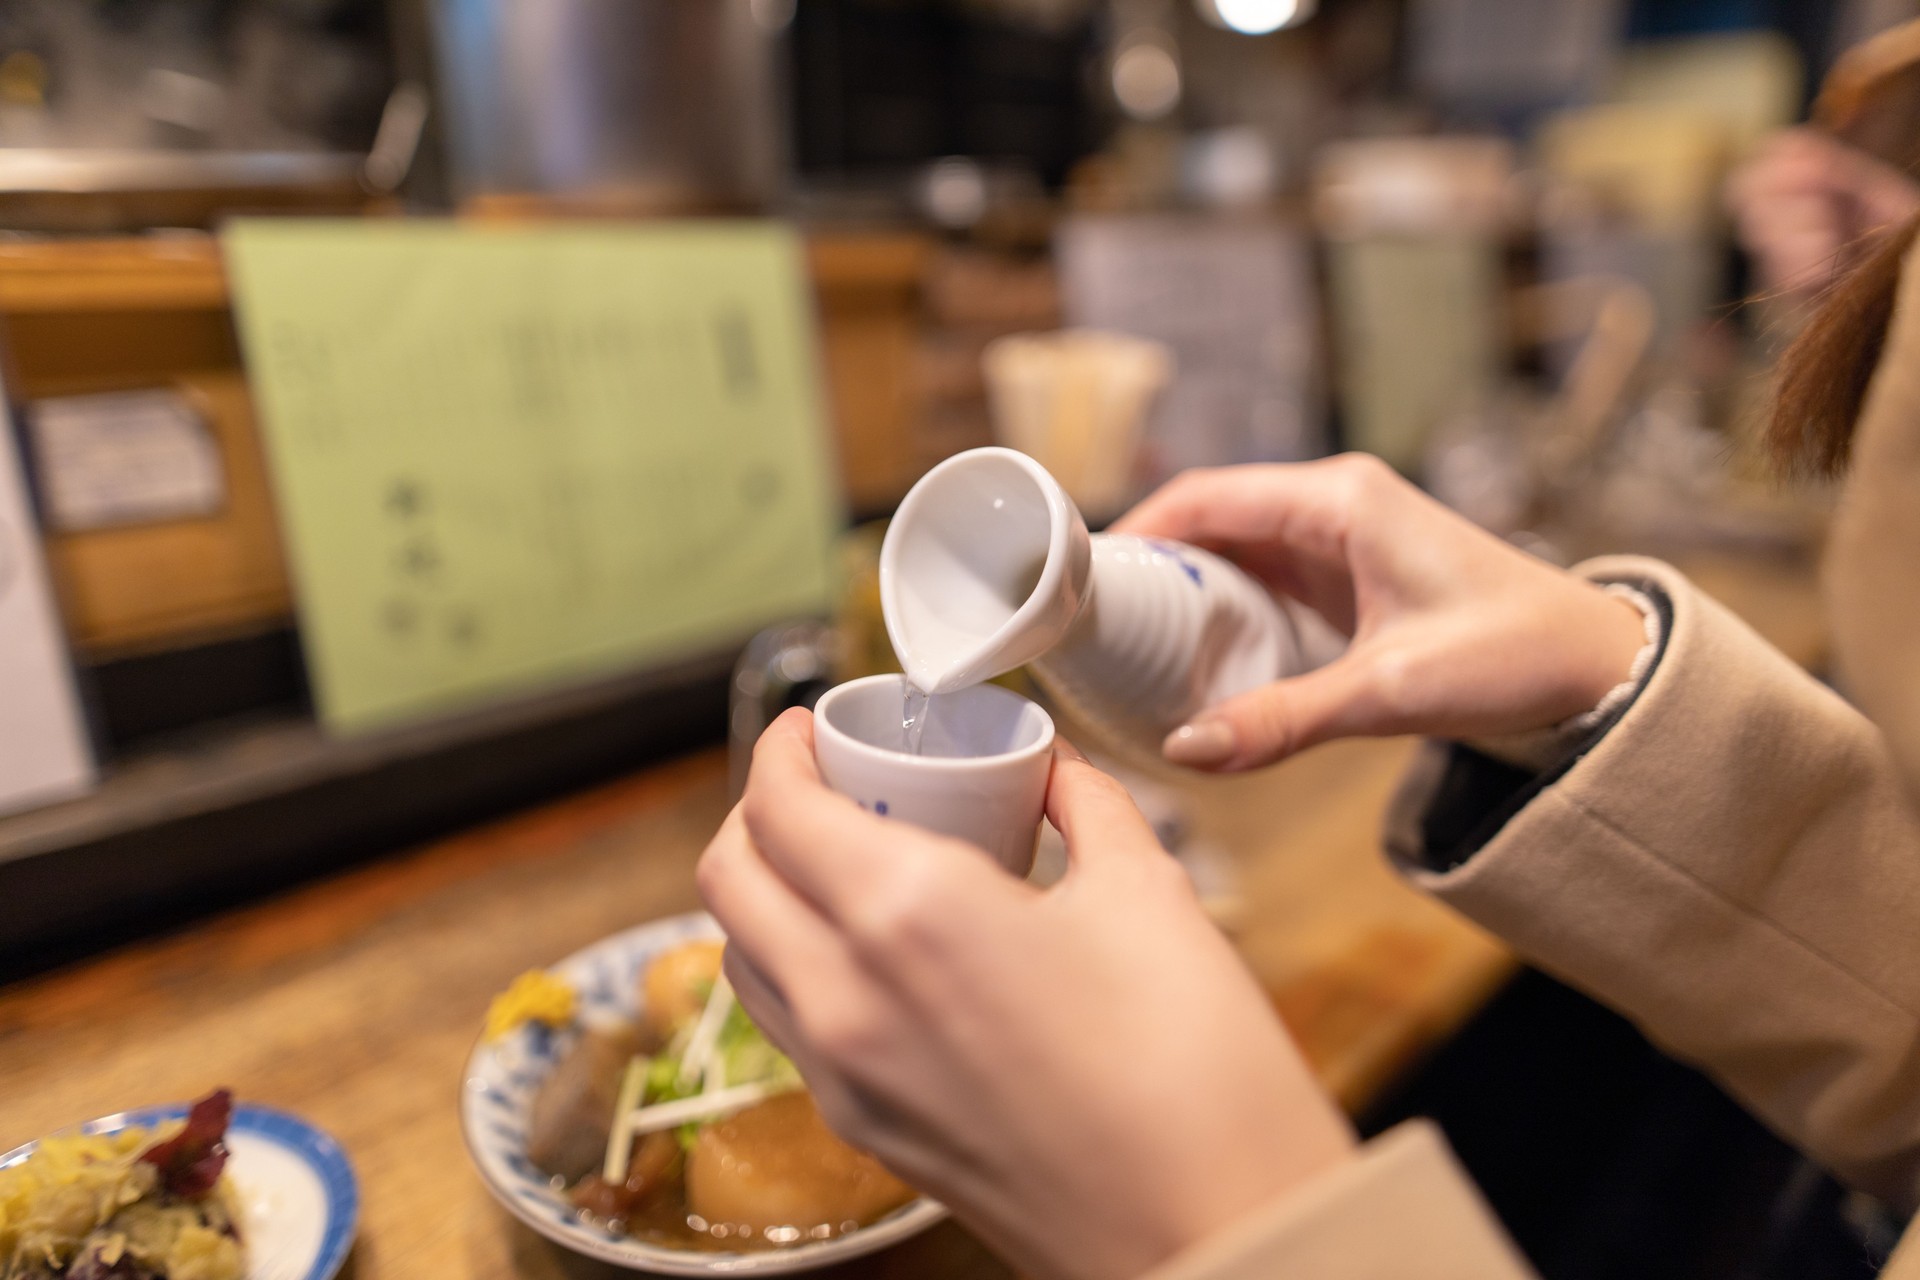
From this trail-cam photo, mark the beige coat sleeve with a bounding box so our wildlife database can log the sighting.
[1390,554,1920,1213]
[1141,1122,1536,1280]
[1145,541,1920,1279]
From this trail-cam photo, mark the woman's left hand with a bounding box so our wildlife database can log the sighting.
[1728,127,1920,300]
[697,709,1354,1280]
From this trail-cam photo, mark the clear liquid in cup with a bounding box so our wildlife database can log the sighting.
[902,684,934,755]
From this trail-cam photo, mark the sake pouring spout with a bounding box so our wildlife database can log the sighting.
[881,447,1346,759]
[880,447,1093,695]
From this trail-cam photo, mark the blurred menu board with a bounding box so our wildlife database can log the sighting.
[1056,215,1324,482]
[226,220,840,734]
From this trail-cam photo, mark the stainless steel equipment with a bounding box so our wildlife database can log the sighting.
[428,0,784,209]
[0,149,371,233]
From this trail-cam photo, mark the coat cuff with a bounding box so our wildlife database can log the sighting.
[1140,1122,1533,1280]
[1387,555,1920,1209]
[1467,582,1665,774]
[1390,560,1674,874]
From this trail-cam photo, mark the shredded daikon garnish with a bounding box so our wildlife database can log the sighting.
[602,1055,650,1184]
[675,973,735,1092]
[623,1080,797,1139]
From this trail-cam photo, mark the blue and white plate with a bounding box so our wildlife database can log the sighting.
[461,910,947,1275]
[0,1102,358,1280]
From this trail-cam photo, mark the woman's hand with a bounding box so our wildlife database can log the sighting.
[698,712,1354,1280]
[1728,128,1920,301]
[1112,454,1647,772]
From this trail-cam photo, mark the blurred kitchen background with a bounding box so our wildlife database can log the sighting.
[3,3,1916,1276]
[0,0,1889,962]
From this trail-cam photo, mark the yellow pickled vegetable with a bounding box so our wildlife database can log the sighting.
[0,1119,244,1280]
[486,970,577,1041]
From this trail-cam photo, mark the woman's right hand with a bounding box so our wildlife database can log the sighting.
[1111,454,1648,772]
[698,717,1355,1280]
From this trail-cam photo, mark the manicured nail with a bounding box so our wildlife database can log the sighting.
[1163,719,1237,768]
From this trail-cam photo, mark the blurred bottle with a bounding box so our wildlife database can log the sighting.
[1314,136,1515,474]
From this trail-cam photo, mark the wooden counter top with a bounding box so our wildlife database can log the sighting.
[0,732,1493,1279]
[0,548,1825,1278]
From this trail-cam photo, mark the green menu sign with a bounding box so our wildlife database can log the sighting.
[226,220,840,733]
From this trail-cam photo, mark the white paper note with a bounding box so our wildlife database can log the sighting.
[0,406,96,817]
[27,389,225,532]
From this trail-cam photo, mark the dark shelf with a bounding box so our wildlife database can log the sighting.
[1,649,735,979]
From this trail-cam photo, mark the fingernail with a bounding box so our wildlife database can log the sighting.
[1163,719,1237,768]
[1055,737,1089,763]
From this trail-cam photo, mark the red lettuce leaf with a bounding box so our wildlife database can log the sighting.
[138,1088,232,1199]
[68,1244,159,1280]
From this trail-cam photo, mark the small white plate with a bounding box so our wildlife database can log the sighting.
[0,1102,358,1280]
[461,910,947,1274]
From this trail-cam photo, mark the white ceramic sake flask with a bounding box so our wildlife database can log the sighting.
[879,447,1343,756]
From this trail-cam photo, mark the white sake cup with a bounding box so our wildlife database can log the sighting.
[812,674,1054,877]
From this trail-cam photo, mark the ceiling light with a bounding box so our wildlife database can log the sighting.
[1209,0,1314,35]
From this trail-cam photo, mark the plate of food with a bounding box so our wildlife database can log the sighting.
[462,911,944,1274]
[0,1089,358,1280]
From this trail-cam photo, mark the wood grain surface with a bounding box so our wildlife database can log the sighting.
[0,733,1499,1279]
[0,550,1827,1277]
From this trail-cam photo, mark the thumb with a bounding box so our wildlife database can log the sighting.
[1044,747,1165,875]
[1162,656,1378,771]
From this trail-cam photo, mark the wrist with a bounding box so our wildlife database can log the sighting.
[1568,585,1657,714]
[1466,582,1661,774]
[1147,1099,1357,1278]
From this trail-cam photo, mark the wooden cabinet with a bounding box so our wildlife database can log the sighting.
[807,232,934,513]
[0,228,938,657]
[0,239,292,655]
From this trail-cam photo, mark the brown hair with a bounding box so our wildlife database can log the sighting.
[1768,212,1920,478]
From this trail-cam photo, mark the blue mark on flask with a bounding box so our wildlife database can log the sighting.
[1147,539,1204,587]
